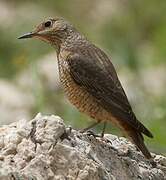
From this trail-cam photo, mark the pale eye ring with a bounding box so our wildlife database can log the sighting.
[44,20,52,28]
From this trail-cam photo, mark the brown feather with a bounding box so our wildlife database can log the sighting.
[65,48,153,138]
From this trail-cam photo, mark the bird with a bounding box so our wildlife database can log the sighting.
[18,17,154,161]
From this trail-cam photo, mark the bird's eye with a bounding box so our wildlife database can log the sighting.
[44,20,52,28]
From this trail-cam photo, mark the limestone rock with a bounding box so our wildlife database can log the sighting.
[0,113,165,180]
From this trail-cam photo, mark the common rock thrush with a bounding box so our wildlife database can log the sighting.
[18,17,154,161]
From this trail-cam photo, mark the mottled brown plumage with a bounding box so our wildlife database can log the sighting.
[18,17,154,160]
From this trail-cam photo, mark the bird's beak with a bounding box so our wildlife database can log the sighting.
[18,32,36,39]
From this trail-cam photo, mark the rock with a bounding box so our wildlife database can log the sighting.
[0,114,165,180]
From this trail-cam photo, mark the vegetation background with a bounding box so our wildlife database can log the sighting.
[0,0,165,155]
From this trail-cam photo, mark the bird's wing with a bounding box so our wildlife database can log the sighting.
[67,47,153,138]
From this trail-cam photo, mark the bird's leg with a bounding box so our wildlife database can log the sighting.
[101,122,107,137]
[100,122,113,144]
[80,121,107,139]
[80,121,101,133]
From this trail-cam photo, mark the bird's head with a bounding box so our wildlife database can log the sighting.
[18,17,75,46]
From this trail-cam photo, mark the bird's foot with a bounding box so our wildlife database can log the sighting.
[80,129,106,139]
[79,121,101,134]
[80,129,100,138]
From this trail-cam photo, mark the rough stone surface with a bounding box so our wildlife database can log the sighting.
[0,114,165,180]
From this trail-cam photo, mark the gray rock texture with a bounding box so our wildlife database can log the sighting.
[0,113,165,180]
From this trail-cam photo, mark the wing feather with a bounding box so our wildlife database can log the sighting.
[67,48,153,138]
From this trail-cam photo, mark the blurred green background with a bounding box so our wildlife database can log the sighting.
[0,0,165,155]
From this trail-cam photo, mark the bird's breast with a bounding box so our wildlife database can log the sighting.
[58,55,99,119]
[58,52,102,120]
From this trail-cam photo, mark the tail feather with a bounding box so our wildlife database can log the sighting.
[129,130,152,159]
[121,120,152,159]
[131,131,157,166]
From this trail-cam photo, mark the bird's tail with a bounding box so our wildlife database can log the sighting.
[129,130,152,159]
[119,119,153,159]
[121,124,156,166]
